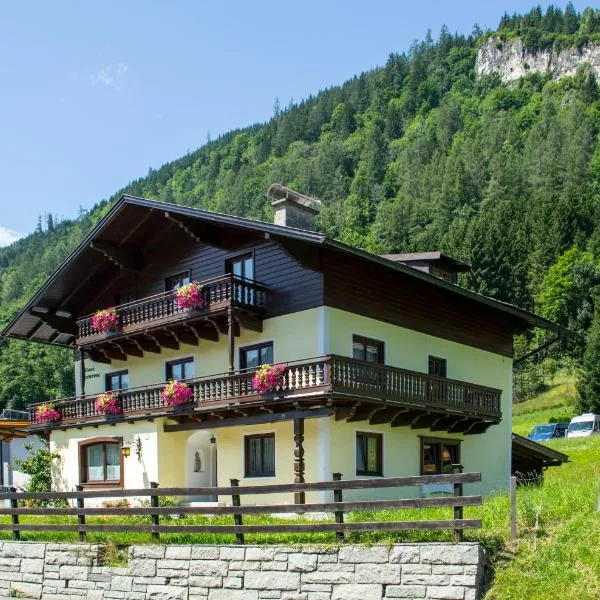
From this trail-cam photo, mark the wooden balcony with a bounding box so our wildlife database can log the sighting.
[28,356,502,434]
[76,274,267,353]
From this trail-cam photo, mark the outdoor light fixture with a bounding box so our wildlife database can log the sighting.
[209,435,216,444]
[121,446,131,458]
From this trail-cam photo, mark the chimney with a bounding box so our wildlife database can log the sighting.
[267,183,322,231]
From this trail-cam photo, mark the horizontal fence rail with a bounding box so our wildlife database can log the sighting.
[27,356,501,425]
[76,274,267,341]
[0,470,481,544]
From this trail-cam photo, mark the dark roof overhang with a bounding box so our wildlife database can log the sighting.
[512,433,569,468]
[3,194,565,346]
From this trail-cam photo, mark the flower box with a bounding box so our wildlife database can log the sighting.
[95,392,122,415]
[91,308,121,333]
[175,282,206,310]
[35,403,61,423]
[162,380,194,406]
[252,364,287,394]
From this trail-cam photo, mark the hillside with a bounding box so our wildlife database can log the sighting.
[1,4,600,408]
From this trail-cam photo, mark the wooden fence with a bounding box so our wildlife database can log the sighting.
[0,469,481,544]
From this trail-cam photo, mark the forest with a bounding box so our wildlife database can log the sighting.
[1,4,600,411]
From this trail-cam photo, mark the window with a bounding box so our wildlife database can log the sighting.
[428,356,447,378]
[79,438,122,486]
[165,271,191,292]
[228,254,254,281]
[105,370,129,392]
[116,293,136,306]
[166,357,195,381]
[244,433,275,477]
[421,438,460,475]
[352,336,384,364]
[356,432,383,476]
[240,343,273,370]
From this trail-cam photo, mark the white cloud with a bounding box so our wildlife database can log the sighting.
[0,226,22,247]
[90,62,129,90]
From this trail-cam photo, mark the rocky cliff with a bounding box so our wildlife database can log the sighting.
[476,37,600,82]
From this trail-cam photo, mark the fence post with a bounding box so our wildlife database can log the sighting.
[452,464,463,543]
[510,476,518,544]
[332,473,344,542]
[75,485,86,542]
[150,482,160,542]
[9,487,19,541]
[230,478,244,545]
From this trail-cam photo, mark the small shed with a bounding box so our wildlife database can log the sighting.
[511,433,569,483]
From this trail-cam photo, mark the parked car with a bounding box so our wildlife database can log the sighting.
[567,413,600,439]
[528,422,569,441]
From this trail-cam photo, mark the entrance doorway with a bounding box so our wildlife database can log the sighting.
[185,430,217,502]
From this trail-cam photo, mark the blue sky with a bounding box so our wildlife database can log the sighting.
[0,1,587,243]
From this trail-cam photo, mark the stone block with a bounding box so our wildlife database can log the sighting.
[245,570,301,590]
[191,547,219,560]
[129,559,157,577]
[402,574,450,586]
[130,546,166,560]
[219,547,245,561]
[208,591,258,600]
[389,545,420,564]
[301,570,354,585]
[401,564,432,575]
[420,544,481,566]
[385,585,427,598]
[165,546,192,560]
[432,566,464,575]
[59,565,90,581]
[3,543,45,559]
[355,563,401,584]
[331,584,382,600]
[426,586,465,599]
[246,547,277,561]
[189,560,228,577]
[9,581,43,598]
[156,559,189,571]
[338,546,389,563]
[288,554,317,573]
[450,575,477,587]
[223,577,242,589]
[146,585,189,599]
[111,575,134,592]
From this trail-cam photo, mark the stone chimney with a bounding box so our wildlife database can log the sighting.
[267,183,322,231]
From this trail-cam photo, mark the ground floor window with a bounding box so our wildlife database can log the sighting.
[105,370,128,392]
[356,431,383,476]
[79,438,123,486]
[421,437,460,475]
[166,357,195,381]
[244,433,275,477]
[240,343,273,370]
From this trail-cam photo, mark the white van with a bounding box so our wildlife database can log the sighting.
[567,413,600,439]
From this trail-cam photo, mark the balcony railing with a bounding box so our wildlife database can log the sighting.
[76,274,267,343]
[27,355,501,427]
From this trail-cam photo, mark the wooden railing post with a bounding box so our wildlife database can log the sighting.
[9,487,19,541]
[332,473,344,542]
[510,475,517,544]
[75,485,86,542]
[452,464,463,543]
[230,478,244,544]
[150,482,160,542]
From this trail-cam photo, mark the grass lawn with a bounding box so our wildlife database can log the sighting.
[0,376,597,598]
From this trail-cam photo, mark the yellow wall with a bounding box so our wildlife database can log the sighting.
[49,421,160,500]
[75,308,323,397]
[327,307,513,495]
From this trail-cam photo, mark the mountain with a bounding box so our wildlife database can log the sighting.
[1,4,600,409]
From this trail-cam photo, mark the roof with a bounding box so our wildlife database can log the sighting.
[381,252,471,272]
[512,433,569,468]
[3,194,564,345]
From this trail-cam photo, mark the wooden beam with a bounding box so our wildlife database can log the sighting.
[227,308,235,373]
[429,416,458,432]
[294,417,305,505]
[100,345,127,362]
[171,327,198,347]
[369,407,403,425]
[113,342,143,359]
[29,310,76,335]
[334,405,355,421]
[90,241,142,271]
[233,313,263,333]
[86,349,111,364]
[136,337,161,354]
[410,413,446,430]
[164,211,221,246]
[190,324,218,343]
[148,333,179,351]
[163,408,333,432]
[347,404,385,423]
[391,409,421,427]
[208,317,228,335]
[463,421,492,435]
[447,418,474,433]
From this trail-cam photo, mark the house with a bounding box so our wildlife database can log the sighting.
[0,409,44,491]
[3,185,562,504]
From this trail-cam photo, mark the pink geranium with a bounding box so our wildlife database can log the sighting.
[95,392,122,415]
[252,364,287,394]
[162,380,194,406]
[91,308,120,333]
[175,282,205,310]
[35,403,61,423]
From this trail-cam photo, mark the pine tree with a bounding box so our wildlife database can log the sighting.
[577,305,600,413]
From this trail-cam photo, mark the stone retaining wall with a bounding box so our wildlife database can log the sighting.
[0,541,485,600]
